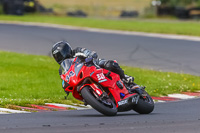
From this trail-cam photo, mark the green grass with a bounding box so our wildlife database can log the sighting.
[1,14,200,36]
[0,51,79,107]
[0,51,200,107]
[123,66,200,97]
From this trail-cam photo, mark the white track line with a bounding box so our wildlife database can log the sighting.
[0,112,9,114]
[0,108,29,114]
[45,103,92,110]
[168,94,196,99]
[153,100,166,103]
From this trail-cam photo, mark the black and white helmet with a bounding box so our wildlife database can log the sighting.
[52,41,72,64]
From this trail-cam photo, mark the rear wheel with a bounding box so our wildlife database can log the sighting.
[133,90,154,114]
[81,86,117,116]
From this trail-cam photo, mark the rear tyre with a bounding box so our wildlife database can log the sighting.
[81,86,117,116]
[133,91,154,114]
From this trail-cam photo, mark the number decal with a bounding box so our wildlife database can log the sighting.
[69,71,75,77]
[65,71,75,82]
[96,73,105,81]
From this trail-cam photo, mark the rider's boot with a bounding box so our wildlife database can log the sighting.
[123,75,134,84]
[122,75,144,95]
[130,85,144,95]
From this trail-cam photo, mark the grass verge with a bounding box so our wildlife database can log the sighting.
[1,14,200,36]
[123,66,200,97]
[0,51,80,107]
[0,51,200,107]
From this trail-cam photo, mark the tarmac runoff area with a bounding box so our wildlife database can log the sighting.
[0,91,200,114]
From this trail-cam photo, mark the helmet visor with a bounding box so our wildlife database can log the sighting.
[53,51,65,64]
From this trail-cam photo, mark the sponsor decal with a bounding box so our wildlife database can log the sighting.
[118,100,128,106]
[90,71,94,77]
[53,49,59,54]
[132,95,139,104]
[98,79,107,83]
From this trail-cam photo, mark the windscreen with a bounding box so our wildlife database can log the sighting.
[60,59,74,74]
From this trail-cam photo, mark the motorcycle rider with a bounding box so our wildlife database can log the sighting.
[52,41,141,93]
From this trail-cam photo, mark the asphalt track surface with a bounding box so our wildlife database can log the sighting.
[0,23,200,75]
[0,23,200,133]
[0,99,200,133]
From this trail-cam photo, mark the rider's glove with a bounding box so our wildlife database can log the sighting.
[89,51,98,59]
[74,48,98,59]
[82,49,98,59]
[75,52,87,58]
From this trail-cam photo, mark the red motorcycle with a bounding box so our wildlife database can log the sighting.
[60,56,154,116]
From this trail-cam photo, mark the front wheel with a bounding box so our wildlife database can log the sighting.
[81,86,117,116]
[133,90,154,114]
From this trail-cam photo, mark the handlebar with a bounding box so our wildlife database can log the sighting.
[75,54,100,69]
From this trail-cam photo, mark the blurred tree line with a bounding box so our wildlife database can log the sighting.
[160,0,200,7]
[156,0,200,19]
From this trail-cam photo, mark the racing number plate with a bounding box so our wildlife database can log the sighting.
[96,73,107,83]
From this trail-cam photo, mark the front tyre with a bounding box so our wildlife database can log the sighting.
[133,91,154,114]
[81,86,117,116]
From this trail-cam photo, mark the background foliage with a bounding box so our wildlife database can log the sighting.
[160,0,200,7]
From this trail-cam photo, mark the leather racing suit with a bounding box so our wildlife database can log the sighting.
[59,47,128,81]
